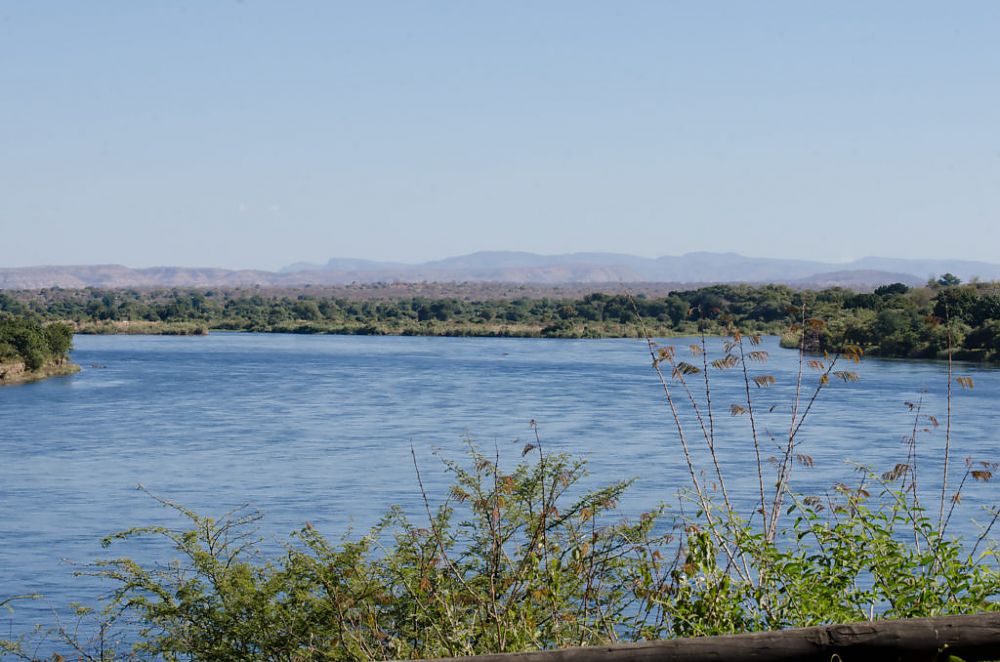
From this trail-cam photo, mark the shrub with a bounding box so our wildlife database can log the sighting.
[0,317,73,370]
[65,446,668,660]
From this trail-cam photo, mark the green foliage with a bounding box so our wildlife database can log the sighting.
[29,444,997,659]
[43,322,73,357]
[0,316,73,371]
[7,281,1000,361]
[674,487,1000,635]
[965,320,1000,354]
[637,326,1000,638]
[73,448,670,660]
[937,273,964,288]
[874,282,910,297]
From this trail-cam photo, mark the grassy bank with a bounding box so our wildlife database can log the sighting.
[73,320,209,335]
[0,359,80,385]
[231,318,683,338]
[72,318,684,339]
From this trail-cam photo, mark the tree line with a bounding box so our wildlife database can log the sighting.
[2,276,999,360]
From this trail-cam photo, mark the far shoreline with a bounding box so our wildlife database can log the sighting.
[70,319,685,340]
[68,325,1000,367]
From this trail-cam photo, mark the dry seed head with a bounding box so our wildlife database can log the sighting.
[672,361,701,377]
[712,355,739,370]
[882,464,910,481]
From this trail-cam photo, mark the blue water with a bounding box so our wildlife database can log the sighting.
[1,333,998,645]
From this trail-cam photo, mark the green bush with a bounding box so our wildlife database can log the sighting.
[0,316,74,370]
[58,447,667,660]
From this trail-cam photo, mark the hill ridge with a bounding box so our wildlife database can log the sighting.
[3,251,998,290]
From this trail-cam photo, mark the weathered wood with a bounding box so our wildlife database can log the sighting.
[422,613,1000,662]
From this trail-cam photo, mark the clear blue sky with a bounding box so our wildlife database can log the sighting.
[2,2,998,270]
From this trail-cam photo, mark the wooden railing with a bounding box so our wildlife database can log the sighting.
[422,613,1000,662]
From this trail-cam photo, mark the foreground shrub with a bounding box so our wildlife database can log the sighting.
[50,447,666,660]
[10,446,994,660]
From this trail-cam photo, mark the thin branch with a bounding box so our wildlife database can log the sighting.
[939,305,954,535]
[736,333,768,535]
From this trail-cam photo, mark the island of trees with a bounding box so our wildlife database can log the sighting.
[0,316,77,385]
[1,274,999,361]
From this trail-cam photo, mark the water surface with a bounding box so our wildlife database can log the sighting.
[2,333,997,640]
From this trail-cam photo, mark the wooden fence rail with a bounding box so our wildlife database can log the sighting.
[423,613,1000,662]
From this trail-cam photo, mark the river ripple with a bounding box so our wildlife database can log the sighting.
[2,333,998,640]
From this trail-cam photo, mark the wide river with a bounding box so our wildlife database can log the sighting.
[2,333,998,643]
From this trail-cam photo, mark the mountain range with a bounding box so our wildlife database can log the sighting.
[2,252,999,290]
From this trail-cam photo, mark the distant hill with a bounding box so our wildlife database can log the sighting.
[281,257,409,273]
[849,257,1000,281]
[0,265,278,289]
[1,252,995,290]
[279,251,992,284]
[788,270,925,290]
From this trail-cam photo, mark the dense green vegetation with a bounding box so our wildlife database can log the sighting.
[3,277,1000,360]
[3,329,997,660]
[0,315,74,377]
[780,276,1000,362]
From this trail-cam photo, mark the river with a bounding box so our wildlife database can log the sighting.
[1,333,998,646]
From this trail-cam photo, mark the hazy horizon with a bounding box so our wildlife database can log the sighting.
[9,249,1000,277]
[3,2,999,270]
[7,249,1000,276]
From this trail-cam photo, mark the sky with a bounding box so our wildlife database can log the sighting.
[1,2,999,270]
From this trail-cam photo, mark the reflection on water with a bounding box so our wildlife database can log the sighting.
[1,333,997,638]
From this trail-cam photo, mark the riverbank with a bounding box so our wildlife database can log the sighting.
[71,319,685,339]
[65,320,1000,364]
[779,328,998,362]
[0,359,80,386]
[73,320,209,335]
[8,281,1000,360]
